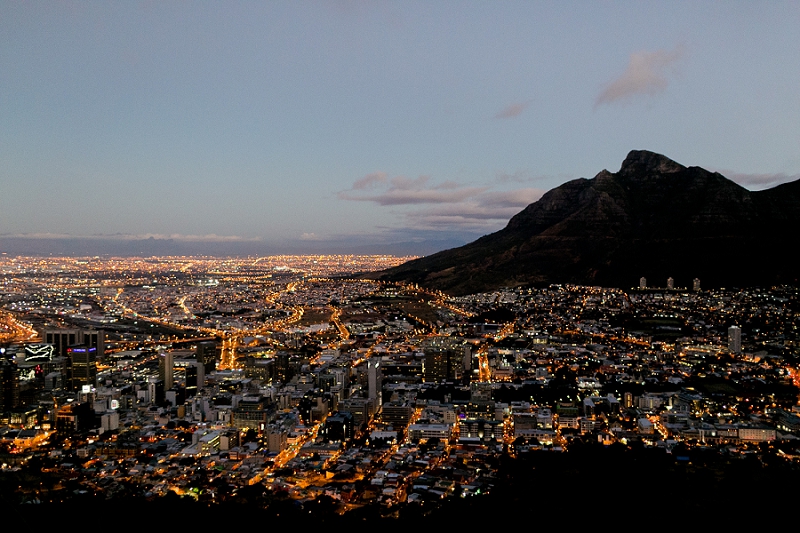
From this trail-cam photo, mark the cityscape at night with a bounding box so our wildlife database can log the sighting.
[2,254,800,525]
[2,2,800,526]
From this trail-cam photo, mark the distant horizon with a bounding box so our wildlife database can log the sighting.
[0,234,460,258]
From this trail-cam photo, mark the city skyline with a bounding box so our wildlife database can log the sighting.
[2,2,799,254]
[2,253,799,520]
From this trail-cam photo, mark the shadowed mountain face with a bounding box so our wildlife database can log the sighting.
[375,150,800,295]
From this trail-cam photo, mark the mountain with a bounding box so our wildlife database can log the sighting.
[373,150,800,295]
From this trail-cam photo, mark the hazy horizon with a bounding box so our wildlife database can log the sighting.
[0,233,461,258]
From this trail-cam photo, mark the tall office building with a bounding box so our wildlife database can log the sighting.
[367,358,383,410]
[728,326,742,354]
[67,345,97,391]
[196,341,217,374]
[667,277,674,290]
[422,337,471,383]
[44,329,104,359]
[338,397,375,428]
[693,278,701,291]
[159,351,174,390]
[275,351,292,383]
[320,412,356,443]
[45,329,103,389]
[639,277,647,289]
[0,359,19,414]
[148,377,165,406]
[185,361,205,398]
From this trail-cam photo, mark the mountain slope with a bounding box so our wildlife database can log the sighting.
[374,150,800,294]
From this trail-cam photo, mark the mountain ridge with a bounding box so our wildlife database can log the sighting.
[372,150,800,295]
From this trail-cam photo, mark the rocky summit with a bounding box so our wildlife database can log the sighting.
[374,150,800,295]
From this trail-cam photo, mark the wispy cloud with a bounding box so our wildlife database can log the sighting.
[496,170,535,184]
[338,174,487,205]
[351,172,388,190]
[596,45,685,107]
[0,232,260,242]
[717,170,800,189]
[339,173,543,232]
[403,188,543,230]
[494,101,530,119]
[478,189,543,208]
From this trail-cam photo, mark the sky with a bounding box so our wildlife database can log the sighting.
[2,1,799,255]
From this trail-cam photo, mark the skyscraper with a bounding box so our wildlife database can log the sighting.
[148,377,165,406]
[184,361,204,398]
[0,359,19,414]
[367,358,383,409]
[275,351,291,383]
[728,326,742,354]
[67,345,97,391]
[159,351,174,390]
[196,341,217,374]
[422,337,471,383]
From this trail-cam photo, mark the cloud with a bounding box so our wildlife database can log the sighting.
[478,188,544,208]
[496,170,571,184]
[340,172,544,233]
[351,172,387,190]
[338,174,487,205]
[0,232,260,242]
[596,45,685,107]
[128,233,260,242]
[0,232,75,240]
[494,101,530,119]
[299,232,321,241]
[496,170,535,184]
[404,189,543,230]
[717,170,800,189]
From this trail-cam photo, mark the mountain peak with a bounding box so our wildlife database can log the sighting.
[619,150,685,175]
[375,150,800,294]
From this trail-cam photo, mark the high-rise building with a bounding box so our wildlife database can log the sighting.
[329,366,349,395]
[159,351,174,390]
[338,397,375,428]
[422,337,471,383]
[367,358,383,409]
[639,277,647,289]
[67,345,97,391]
[0,359,19,414]
[45,329,103,389]
[196,341,217,374]
[148,377,165,406]
[184,361,204,398]
[318,372,337,392]
[728,326,742,354]
[275,351,291,383]
[243,356,274,382]
[693,278,701,291]
[44,329,104,359]
[667,277,674,290]
[320,411,355,443]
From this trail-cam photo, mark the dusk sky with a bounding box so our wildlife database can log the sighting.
[2,2,799,254]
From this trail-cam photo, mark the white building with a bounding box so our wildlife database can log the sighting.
[728,325,742,354]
